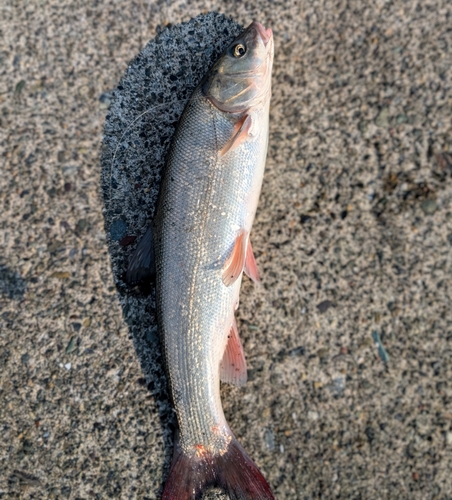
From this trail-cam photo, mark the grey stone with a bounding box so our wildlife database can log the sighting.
[109,219,127,241]
[375,107,390,127]
[66,336,77,354]
[264,429,275,450]
[420,199,437,215]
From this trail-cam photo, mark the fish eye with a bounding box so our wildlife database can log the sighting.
[232,44,246,58]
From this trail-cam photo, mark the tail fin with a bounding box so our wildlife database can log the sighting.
[162,435,275,500]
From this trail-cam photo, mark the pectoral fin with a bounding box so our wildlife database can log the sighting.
[222,230,247,286]
[219,114,252,157]
[220,318,247,386]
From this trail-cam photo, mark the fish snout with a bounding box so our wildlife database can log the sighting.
[252,21,273,47]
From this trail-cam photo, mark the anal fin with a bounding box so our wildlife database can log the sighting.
[220,318,247,387]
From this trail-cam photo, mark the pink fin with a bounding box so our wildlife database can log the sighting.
[222,230,247,286]
[161,433,275,500]
[219,114,252,157]
[244,239,260,283]
[220,319,247,386]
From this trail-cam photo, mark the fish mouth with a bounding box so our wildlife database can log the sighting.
[252,21,273,47]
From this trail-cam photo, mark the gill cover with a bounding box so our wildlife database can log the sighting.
[203,21,273,113]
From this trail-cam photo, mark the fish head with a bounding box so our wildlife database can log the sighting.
[203,21,274,113]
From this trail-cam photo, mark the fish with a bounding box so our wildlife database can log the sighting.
[127,21,274,499]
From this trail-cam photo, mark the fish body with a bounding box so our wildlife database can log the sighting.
[155,82,269,452]
[129,21,274,499]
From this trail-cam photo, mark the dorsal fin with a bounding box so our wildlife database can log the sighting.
[125,225,156,284]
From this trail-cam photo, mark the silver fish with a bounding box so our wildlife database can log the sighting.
[128,21,274,500]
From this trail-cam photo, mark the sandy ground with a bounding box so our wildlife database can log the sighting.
[1,0,452,499]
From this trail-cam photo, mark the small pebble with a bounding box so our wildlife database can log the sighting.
[99,92,112,109]
[145,434,155,446]
[119,235,137,247]
[308,410,319,421]
[76,219,88,232]
[48,240,64,253]
[317,300,334,313]
[372,330,390,363]
[110,219,127,241]
[317,348,329,359]
[446,432,452,446]
[65,363,71,370]
[15,79,26,94]
[22,439,33,452]
[420,199,437,215]
[289,346,305,357]
[264,429,275,450]
[62,165,78,176]
[262,408,271,419]
[66,337,77,354]
[331,376,346,395]
[375,107,390,127]
[358,120,367,134]
[50,271,70,279]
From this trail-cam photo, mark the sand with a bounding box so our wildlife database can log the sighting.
[1,1,452,499]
